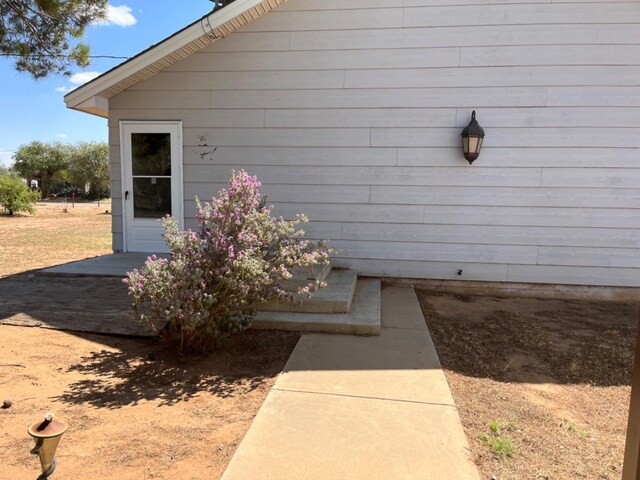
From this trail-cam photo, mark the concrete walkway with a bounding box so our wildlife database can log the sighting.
[221,286,480,480]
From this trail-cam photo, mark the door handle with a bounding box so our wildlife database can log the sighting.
[125,190,129,200]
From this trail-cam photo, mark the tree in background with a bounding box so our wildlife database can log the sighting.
[0,174,39,215]
[67,141,109,198]
[0,0,107,78]
[13,141,69,198]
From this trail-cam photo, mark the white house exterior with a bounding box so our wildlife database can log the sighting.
[66,0,640,287]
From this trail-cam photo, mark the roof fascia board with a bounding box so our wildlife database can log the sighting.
[75,95,109,118]
[64,0,270,110]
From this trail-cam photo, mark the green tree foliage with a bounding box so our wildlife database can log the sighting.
[0,174,39,215]
[0,0,107,78]
[13,141,69,198]
[67,141,109,197]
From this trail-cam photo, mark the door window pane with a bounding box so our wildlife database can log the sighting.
[131,133,171,176]
[133,177,172,218]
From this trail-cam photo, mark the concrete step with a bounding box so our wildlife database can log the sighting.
[280,262,332,292]
[259,269,358,314]
[252,279,381,336]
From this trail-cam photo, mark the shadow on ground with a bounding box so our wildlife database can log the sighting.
[53,330,299,408]
[416,289,640,388]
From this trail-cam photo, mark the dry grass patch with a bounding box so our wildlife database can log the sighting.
[416,290,638,480]
[0,202,112,276]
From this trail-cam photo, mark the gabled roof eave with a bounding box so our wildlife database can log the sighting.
[64,0,288,118]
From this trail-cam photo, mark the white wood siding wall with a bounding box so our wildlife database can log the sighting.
[108,0,640,287]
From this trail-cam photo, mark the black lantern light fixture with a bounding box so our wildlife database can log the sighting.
[461,110,485,164]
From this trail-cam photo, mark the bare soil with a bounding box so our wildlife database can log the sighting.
[0,326,299,479]
[0,202,301,479]
[416,289,639,480]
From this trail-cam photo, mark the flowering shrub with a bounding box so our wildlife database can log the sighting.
[124,170,331,353]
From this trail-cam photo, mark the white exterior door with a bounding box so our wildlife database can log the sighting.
[120,121,183,253]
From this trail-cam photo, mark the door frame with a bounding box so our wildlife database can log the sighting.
[119,120,184,253]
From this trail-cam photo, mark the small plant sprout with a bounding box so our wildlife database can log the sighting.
[566,421,590,440]
[490,421,501,434]
[480,433,515,458]
[481,420,517,458]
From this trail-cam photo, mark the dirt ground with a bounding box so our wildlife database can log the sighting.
[416,289,639,480]
[0,202,112,277]
[0,202,301,479]
[0,326,299,479]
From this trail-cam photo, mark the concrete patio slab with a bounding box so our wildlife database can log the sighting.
[222,286,480,480]
[253,278,380,335]
[0,275,153,337]
[276,328,455,405]
[39,253,160,278]
[221,390,479,480]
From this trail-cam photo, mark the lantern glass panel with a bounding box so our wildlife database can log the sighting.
[468,137,479,154]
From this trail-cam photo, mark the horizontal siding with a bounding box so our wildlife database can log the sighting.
[181,164,543,187]
[241,4,640,31]
[167,48,460,71]
[286,24,640,50]
[345,67,640,88]
[332,240,539,265]
[340,223,640,249]
[112,87,550,109]
[396,147,640,168]
[372,186,640,208]
[126,66,640,90]
[108,0,640,286]
[272,203,640,230]
[184,183,371,203]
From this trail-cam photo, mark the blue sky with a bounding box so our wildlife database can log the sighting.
[0,1,214,166]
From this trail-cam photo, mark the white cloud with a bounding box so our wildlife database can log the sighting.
[69,71,101,85]
[95,4,137,27]
[56,134,68,138]
[0,150,15,167]
[54,71,101,95]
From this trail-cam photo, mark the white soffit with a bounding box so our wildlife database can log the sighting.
[64,0,288,118]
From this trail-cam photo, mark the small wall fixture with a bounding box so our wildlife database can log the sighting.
[461,110,485,164]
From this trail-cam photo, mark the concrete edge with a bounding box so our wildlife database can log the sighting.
[250,320,379,336]
[382,276,640,302]
[344,270,359,313]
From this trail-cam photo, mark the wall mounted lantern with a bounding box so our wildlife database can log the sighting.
[461,110,485,164]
